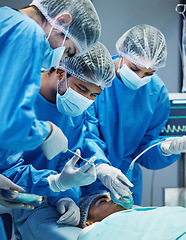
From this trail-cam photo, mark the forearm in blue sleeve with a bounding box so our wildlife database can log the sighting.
[136,138,180,169]
[82,109,111,165]
[0,20,51,151]
[0,150,59,197]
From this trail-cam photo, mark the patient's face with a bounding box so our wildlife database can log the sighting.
[86,194,125,226]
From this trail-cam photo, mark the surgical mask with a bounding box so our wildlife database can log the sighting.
[42,27,67,69]
[56,80,94,117]
[117,63,152,90]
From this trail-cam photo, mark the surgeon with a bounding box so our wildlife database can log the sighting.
[84,24,186,205]
[0,42,115,240]
[0,0,101,161]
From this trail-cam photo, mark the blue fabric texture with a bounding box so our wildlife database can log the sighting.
[84,55,180,205]
[79,206,186,240]
[7,93,102,238]
[1,94,85,203]
[13,202,81,240]
[0,7,51,152]
[0,217,7,240]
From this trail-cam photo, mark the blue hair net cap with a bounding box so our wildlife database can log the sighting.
[31,0,101,54]
[58,42,115,88]
[116,24,167,70]
[79,191,109,228]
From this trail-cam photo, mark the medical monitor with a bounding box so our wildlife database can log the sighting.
[160,93,186,137]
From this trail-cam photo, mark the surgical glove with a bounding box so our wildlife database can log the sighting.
[47,149,97,192]
[96,164,133,199]
[160,136,186,156]
[56,198,80,226]
[0,174,24,192]
[41,122,68,160]
[0,174,34,210]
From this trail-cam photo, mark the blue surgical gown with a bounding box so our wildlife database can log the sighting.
[0,93,108,238]
[0,90,108,240]
[84,55,180,205]
[0,7,51,151]
[0,217,7,240]
[0,93,89,203]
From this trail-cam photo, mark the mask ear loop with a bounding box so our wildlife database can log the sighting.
[57,79,60,94]
[55,26,70,69]
[46,26,53,41]
[57,72,68,95]
[118,57,125,70]
[61,26,69,47]
[65,72,69,91]
[118,58,121,70]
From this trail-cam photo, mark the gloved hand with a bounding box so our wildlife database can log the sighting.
[47,149,97,192]
[56,198,80,226]
[160,136,186,156]
[0,174,34,209]
[41,122,68,160]
[96,164,133,199]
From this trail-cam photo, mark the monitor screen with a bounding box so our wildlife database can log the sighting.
[160,93,186,137]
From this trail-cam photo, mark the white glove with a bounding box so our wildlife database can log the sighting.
[96,164,133,199]
[56,198,80,226]
[0,174,34,209]
[41,122,68,160]
[160,136,186,156]
[47,149,97,192]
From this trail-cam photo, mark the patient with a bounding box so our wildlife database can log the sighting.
[78,191,186,240]
[79,191,132,228]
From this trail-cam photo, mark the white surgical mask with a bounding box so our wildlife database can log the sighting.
[56,80,94,117]
[42,27,68,69]
[117,63,152,90]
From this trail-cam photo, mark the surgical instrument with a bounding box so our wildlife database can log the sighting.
[67,149,93,166]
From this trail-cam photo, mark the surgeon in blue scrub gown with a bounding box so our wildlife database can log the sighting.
[0,42,115,240]
[0,0,101,157]
[83,24,186,205]
[0,0,101,236]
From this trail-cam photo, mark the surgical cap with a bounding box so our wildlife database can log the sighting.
[79,191,109,228]
[30,0,101,54]
[58,42,115,88]
[116,24,167,70]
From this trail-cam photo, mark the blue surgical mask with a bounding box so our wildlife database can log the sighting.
[117,63,152,90]
[42,27,67,69]
[56,81,94,117]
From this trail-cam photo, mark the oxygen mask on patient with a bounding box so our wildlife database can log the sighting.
[110,190,134,209]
